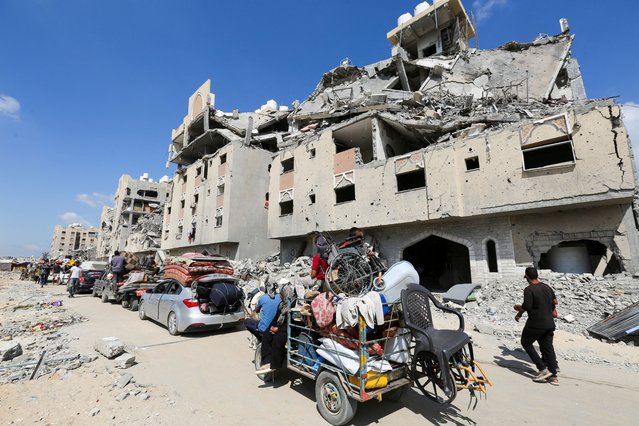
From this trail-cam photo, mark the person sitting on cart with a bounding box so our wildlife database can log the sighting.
[255,285,295,376]
[244,283,281,342]
[311,235,330,292]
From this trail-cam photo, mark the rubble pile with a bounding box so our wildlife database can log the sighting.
[232,254,313,291]
[0,275,93,383]
[454,272,639,338]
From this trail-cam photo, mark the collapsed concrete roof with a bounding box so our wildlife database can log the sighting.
[286,30,588,151]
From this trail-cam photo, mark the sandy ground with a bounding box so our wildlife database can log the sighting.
[1,275,638,425]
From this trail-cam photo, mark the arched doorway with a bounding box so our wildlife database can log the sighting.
[402,235,471,291]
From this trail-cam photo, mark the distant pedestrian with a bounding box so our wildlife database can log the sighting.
[52,261,61,285]
[68,263,82,298]
[514,267,559,386]
[39,260,51,288]
[110,251,126,285]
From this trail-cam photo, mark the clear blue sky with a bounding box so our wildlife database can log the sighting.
[1,0,638,257]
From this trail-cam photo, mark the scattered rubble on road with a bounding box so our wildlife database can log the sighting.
[94,336,126,359]
[0,272,90,383]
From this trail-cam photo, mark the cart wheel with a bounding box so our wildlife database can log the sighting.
[130,299,139,311]
[138,301,147,320]
[315,370,357,426]
[122,299,130,309]
[92,287,98,297]
[411,351,457,404]
[384,385,408,402]
[101,292,109,303]
[253,343,273,382]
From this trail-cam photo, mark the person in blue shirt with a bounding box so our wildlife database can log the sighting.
[245,285,281,341]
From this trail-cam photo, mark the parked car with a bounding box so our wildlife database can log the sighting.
[138,275,245,335]
[77,261,108,293]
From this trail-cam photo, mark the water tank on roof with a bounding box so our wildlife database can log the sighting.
[397,13,412,26]
[266,99,278,110]
[414,2,430,15]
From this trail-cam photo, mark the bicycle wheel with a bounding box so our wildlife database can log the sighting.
[326,252,372,297]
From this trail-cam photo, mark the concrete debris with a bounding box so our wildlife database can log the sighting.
[114,352,136,369]
[116,372,133,388]
[80,353,99,363]
[0,280,88,384]
[94,337,125,359]
[232,254,313,291]
[0,342,23,361]
[115,391,129,402]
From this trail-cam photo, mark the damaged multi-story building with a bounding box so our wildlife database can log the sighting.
[161,80,283,259]
[50,224,98,258]
[265,0,639,290]
[96,173,169,259]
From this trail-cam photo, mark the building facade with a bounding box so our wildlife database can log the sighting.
[96,174,169,259]
[263,0,639,290]
[160,81,282,260]
[50,224,98,258]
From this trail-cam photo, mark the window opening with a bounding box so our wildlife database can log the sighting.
[335,185,356,203]
[281,158,294,173]
[309,193,316,204]
[486,240,498,272]
[220,154,227,164]
[396,170,426,191]
[523,139,575,170]
[279,200,294,216]
[310,148,316,158]
[465,156,480,171]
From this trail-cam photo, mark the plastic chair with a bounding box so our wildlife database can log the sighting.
[401,284,470,399]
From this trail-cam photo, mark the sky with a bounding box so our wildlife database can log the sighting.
[1,0,639,257]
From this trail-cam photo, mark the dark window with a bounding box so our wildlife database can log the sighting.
[220,154,227,164]
[422,44,437,58]
[180,200,185,209]
[310,148,316,158]
[126,188,131,196]
[281,158,294,173]
[396,170,426,191]
[309,193,316,204]
[167,207,172,215]
[486,240,498,273]
[196,167,202,176]
[335,185,356,203]
[194,194,199,203]
[203,162,208,179]
[167,282,181,295]
[215,216,223,227]
[523,139,575,170]
[279,200,294,216]
[217,184,225,196]
[465,156,480,171]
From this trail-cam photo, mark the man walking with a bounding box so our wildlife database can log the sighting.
[514,267,559,386]
[68,262,82,298]
[39,260,51,288]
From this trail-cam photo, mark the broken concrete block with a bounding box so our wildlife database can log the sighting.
[474,323,495,335]
[115,391,129,402]
[138,392,150,401]
[0,341,23,361]
[563,314,576,323]
[114,353,136,369]
[94,337,125,359]
[116,372,133,388]
[80,354,99,363]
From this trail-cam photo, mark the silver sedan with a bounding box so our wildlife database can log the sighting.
[138,279,244,335]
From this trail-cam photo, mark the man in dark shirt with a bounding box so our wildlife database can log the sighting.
[110,251,126,289]
[514,267,559,385]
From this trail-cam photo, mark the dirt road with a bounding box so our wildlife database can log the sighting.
[2,277,638,425]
